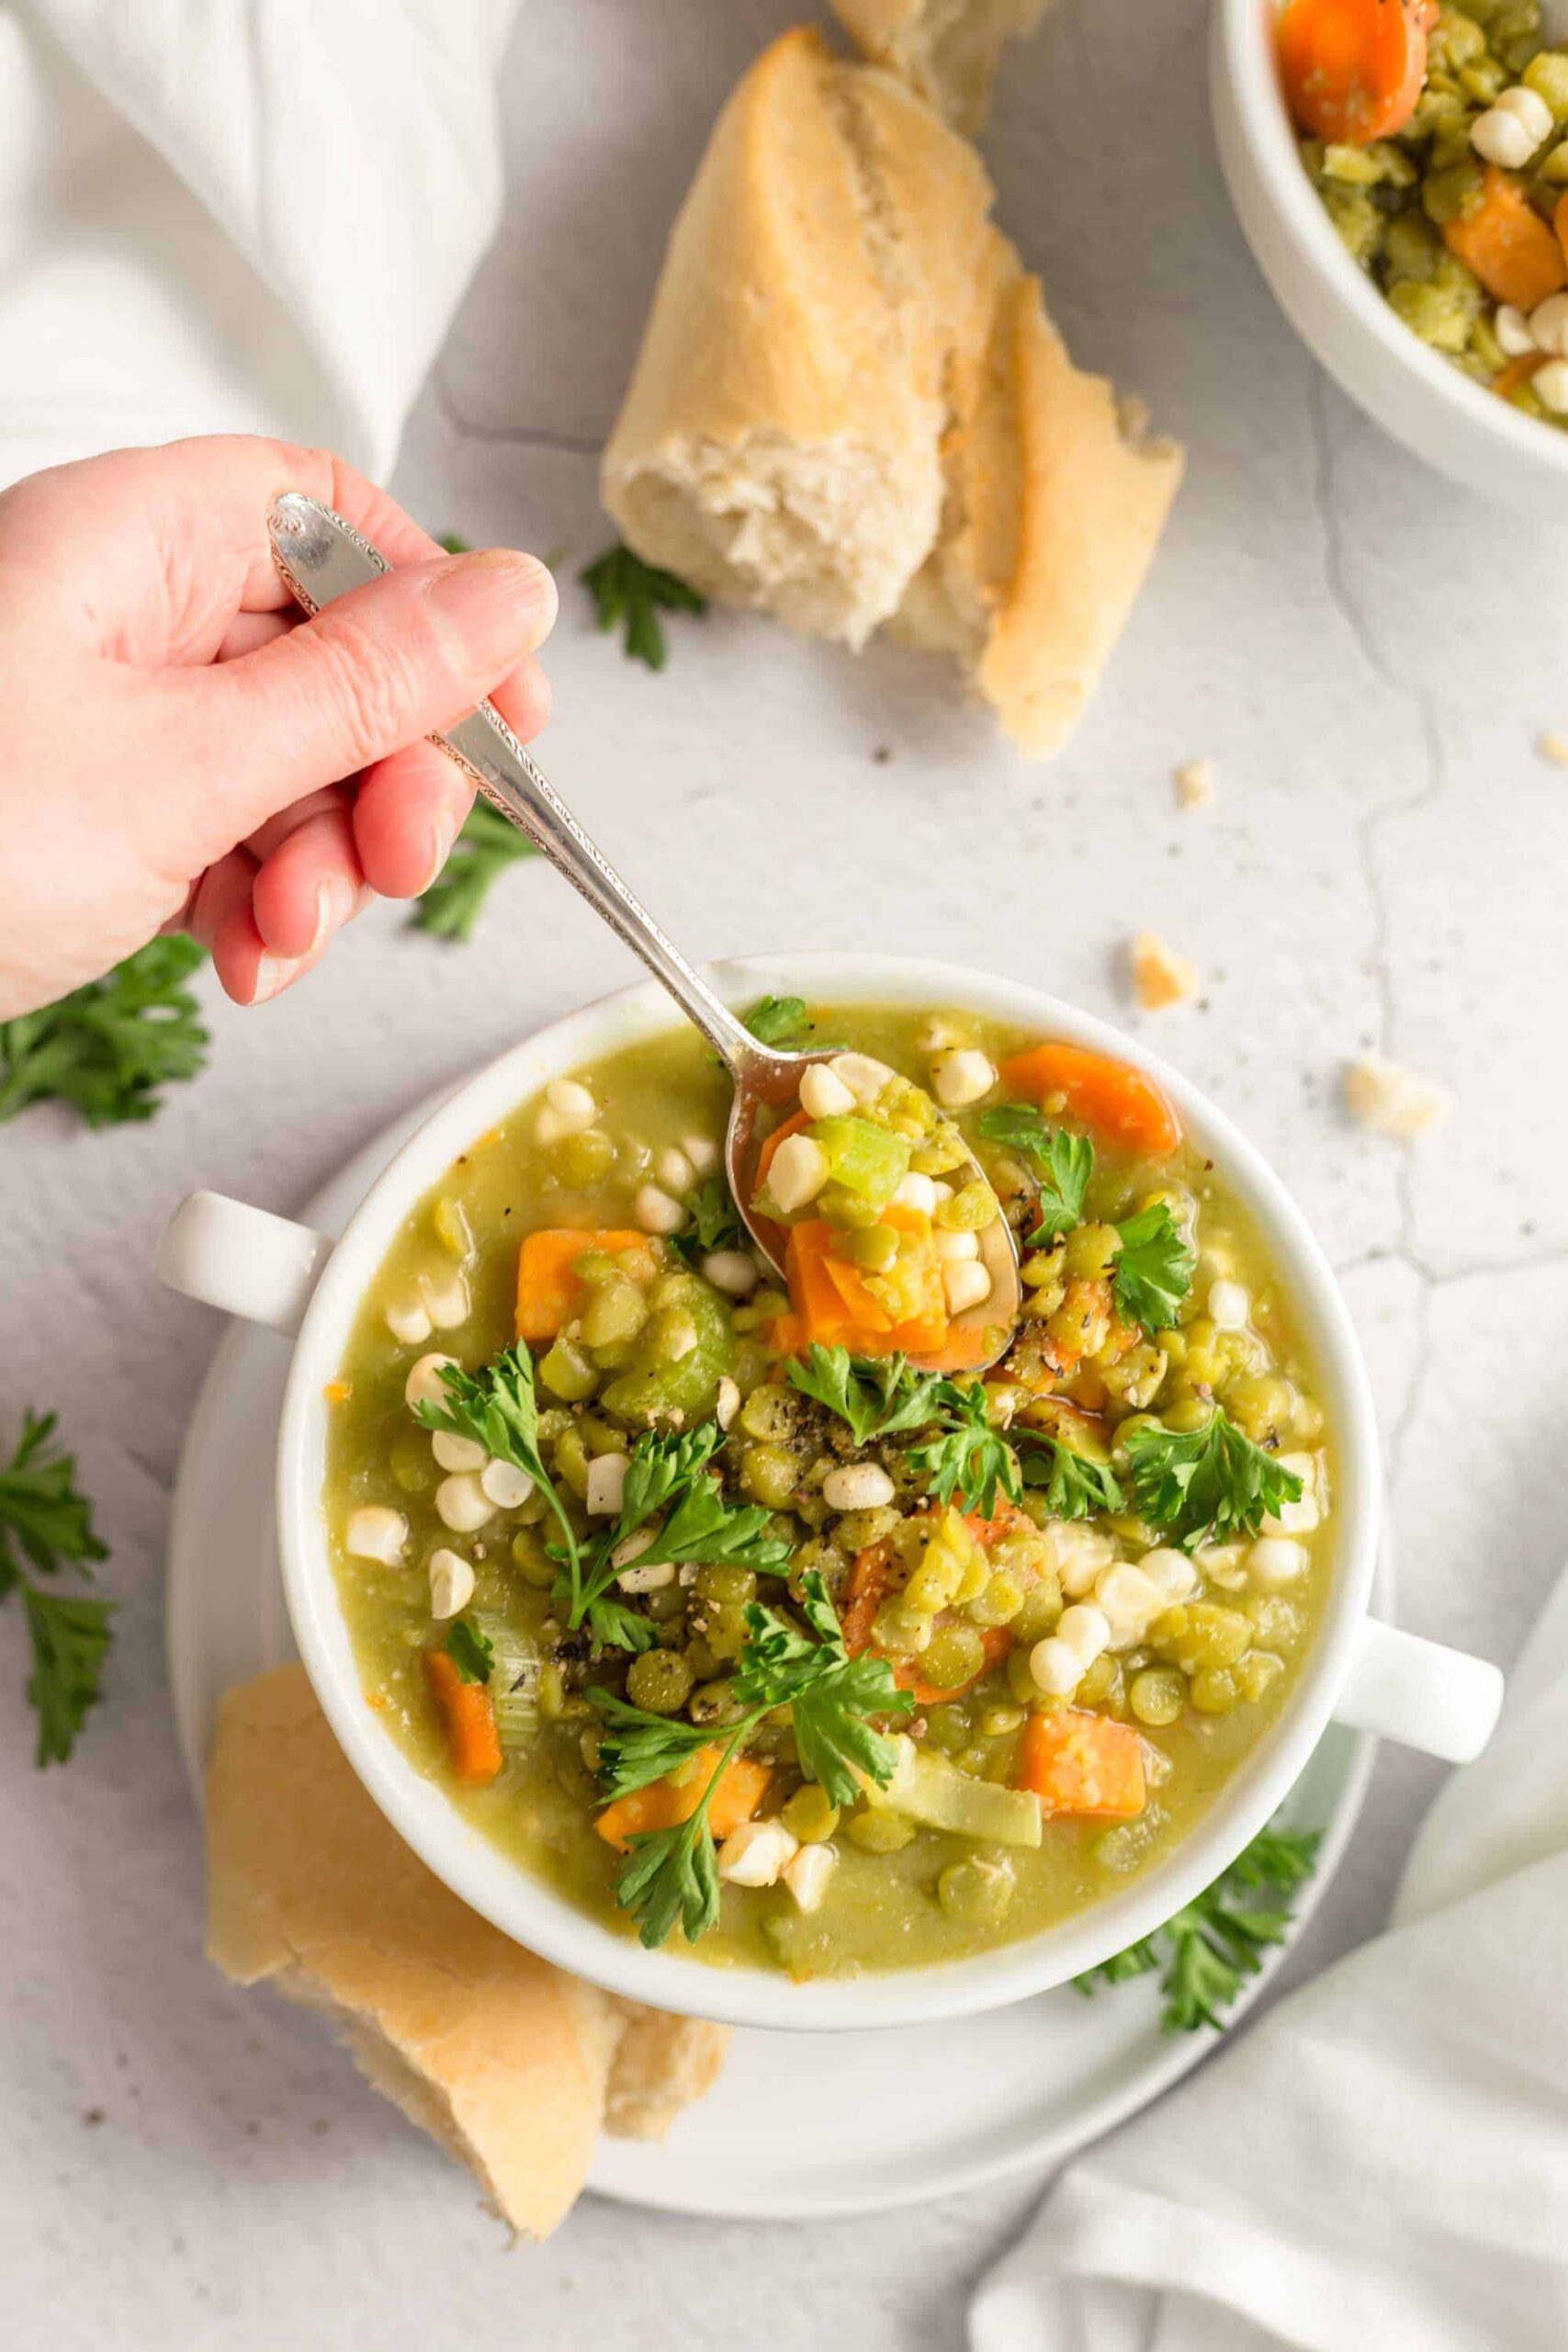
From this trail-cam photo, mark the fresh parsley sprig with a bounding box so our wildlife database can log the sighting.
[568,1425,792,1649]
[0,1409,113,1765]
[978,1105,1092,1242]
[786,1346,942,1447]
[581,541,706,670]
[669,1173,743,1270]
[412,1347,582,1606]
[1111,1202,1195,1330]
[1124,1410,1303,1552]
[1077,1825,1320,2030]
[908,1381,1022,1519]
[0,939,209,1129]
[592,1570,910,1948]
[412,801,537,943]
[1018,1435,1123,1521]
[445,1617,495,1685]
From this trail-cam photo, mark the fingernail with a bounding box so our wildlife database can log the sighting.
[310,873,357,954]
[421,808,460,894]
[423,548,558,667]
[251,954,298,1004]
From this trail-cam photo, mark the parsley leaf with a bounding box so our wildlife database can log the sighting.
[1111,1202,1195,1330]
[741,1574,911,1806]
[0,1410,113,1764]
[595,1571,908,1946]
[669,1173,743,1270]
[581,1593,660,1654]
[568,1425,789,1648]
[581,541,706,671]
[0,939,209,1129]
[978,1105,1092,1242]
[412,801,536,943]
[786,1346,942,1446]
[1124,1410,1303,1551]
[0,1408,107,1596]
[1018,1436,1123,1521]
[413,1346,581,1603]
[590,1692,715,1803]
[1077,1825,1320,2031]
[616,1785,728,1949]
[908,1381,1022,1518]
[445,1616,494,1684]
[25,1588,115,1768]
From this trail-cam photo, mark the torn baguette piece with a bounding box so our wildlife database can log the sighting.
[1130,930,1201,1011]
[1343,1053,1450,1141]
[206,1664,726,2239]
[831,0,1049,131]
[602,28,1182,760]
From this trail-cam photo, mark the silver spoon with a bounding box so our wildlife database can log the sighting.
[266,493,1021,1369]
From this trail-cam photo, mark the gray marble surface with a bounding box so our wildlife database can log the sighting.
[6,2,1568,2346]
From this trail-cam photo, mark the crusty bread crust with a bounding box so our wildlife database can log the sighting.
[601,26,1182,759]
[206,1665,727,2239]
[831,0,1049,131]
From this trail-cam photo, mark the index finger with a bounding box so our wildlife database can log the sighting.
[0,434,449,655]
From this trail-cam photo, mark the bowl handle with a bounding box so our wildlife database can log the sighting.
[155,1190,333,1337]
[1332,1616,1504,1763]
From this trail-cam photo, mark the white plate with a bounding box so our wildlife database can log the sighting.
[166,1082,1376,2221]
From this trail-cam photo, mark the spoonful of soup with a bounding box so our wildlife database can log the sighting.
[267,497,1020,1371]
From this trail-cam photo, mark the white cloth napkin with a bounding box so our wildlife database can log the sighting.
[0,0,518,489]
[973,1569,1568,2352]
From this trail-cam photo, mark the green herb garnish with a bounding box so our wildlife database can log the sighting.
[742,995,814,1050]
[0,1409,113,1765]
[1077,1825,1321,2030]
[1124,1410,1303,1551]
[908,1381,1022,1519]
[0,939,209,1129]
[581,541,706,670]
[413,1346,581,1603]
[978,1105,1092,1242]
[567,1424,791,1647]
[1018,1436,1123,1521]
[786,1346,942,1446]
[412,801,537,943]
[445,1616,494,1685]
[1111,1202,1195,1330]
[669,1173,743,1269]
[592,1570,909,1948]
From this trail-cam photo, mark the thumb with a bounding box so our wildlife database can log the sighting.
[189,547,557,830]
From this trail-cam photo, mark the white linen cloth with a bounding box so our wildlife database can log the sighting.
[973,1569,1568,2352]
[0,0,518,489]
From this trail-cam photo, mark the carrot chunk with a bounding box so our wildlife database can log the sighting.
[1014,1708,1146,1819]
[425,1648,503,1786]
[775,1207,948,1358]
[515,1227,650,1341]
[1278,0,1435,147]
[998,1040,1181,1157]
[1444,166,1567,312]
[594,1746,772,1852]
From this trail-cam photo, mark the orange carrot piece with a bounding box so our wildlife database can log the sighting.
[515,1227,649,1341]
[1492,352,1547,401]
[997,1041,1181,1158]
[1015,1708,1146,1819]
[777,1208,948,1359]
[1278,0,1435,146]
[1444,167,1567,312]
[1555,189,1568,261]
[594,1745,771,1852]
[425,1648,503,1786]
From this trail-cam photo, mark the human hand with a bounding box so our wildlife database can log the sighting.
[0,435,556,1017]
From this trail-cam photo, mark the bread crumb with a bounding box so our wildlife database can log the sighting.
[1173,757,1216,810]
[1131,931,1201,1011]
[1536,730,1568,766]
[1343,1053,1450,1140]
